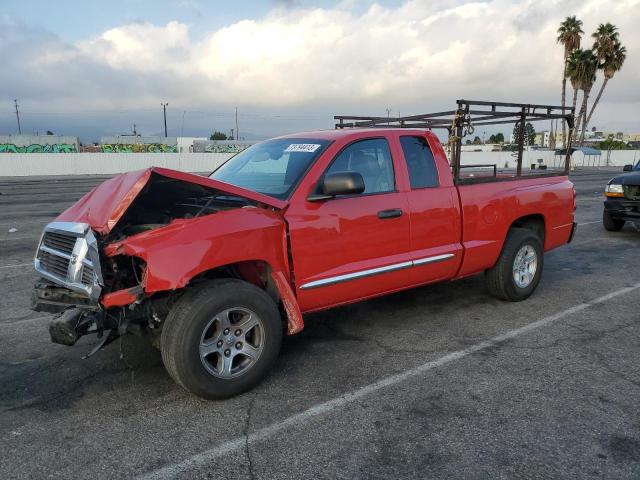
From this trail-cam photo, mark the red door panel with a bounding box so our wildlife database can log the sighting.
[285,192,412,312]
[405,186,463,284]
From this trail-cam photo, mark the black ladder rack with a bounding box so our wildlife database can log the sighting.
[335,99,575,184]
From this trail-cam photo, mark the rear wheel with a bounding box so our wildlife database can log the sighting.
[603,210,625,231]
[161,279,283,399]
[485,228,544,302]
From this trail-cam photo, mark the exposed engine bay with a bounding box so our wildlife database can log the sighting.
[106,173,252,241]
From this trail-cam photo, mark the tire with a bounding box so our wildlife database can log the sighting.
[485,228,544,302]
[161,279,283,400]
[603,210,625,232]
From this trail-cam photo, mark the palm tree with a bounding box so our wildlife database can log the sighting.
[593,23,619,60]
[565,50,582,123]
[583,28,626,136]
[569,49,598,145]
[557,16,583,146]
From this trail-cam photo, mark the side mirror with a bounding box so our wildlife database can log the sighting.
[310,172,365,200]
[623,164,633,172]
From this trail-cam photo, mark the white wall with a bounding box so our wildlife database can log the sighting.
[458,150,640,169]
[0,153,234,177]
[0,150,638,177]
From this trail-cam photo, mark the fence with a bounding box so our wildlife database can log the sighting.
[0,150,638,177]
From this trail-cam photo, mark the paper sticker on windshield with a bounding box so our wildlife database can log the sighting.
[284,143,321,153]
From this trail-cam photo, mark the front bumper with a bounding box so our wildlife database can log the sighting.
[604,199,640,222]
[31,280,99,313]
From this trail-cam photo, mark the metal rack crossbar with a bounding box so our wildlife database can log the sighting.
[335,100,575,184]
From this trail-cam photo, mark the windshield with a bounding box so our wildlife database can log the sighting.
[210,138,331,199]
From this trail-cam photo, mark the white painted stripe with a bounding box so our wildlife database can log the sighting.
[0,235,38,242]
[0,262,32,270]
[137,282,640,480]
[0,315,51,329]
[577,221,600,226]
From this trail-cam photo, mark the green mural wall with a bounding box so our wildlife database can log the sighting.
[0,143,78,153]
[101,144,178,153]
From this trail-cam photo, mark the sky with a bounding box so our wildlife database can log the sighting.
[0,0,638,142]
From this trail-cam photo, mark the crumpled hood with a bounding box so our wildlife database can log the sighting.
[56,167,287,235]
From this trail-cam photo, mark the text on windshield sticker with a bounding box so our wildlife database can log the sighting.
[284,144,321,153]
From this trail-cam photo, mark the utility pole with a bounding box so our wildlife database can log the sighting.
[235,107,239,141]
[14,99,22,135]
[161,102,169,137]
[386,107,392,125]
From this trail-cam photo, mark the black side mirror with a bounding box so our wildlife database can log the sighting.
[623,164,633,172]
[309,172,365,200]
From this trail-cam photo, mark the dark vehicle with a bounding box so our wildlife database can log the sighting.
[603,161,640,231]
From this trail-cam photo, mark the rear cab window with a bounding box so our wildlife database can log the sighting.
[399,136,439,189]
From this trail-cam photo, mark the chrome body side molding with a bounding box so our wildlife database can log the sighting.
[300,253,455,290]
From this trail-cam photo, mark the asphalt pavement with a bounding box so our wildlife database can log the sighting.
[0,169,639,479]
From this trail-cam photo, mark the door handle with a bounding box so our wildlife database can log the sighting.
[377,209,403,219]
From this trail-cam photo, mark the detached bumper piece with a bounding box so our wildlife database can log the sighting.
[49,308,122,358]
[49,309,102,346]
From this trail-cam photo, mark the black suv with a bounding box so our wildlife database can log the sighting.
[603,161,640,231]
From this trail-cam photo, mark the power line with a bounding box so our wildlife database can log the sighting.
[161,102,168,137]
[235,106,239,140]
[14,99,22,134]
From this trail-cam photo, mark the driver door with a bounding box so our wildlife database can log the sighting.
[284,137,412,312]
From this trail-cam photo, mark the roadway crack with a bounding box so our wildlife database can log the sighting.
[243,393,257,480]
[586,347,640,390]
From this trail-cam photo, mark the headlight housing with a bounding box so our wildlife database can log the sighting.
[605,184,624,197]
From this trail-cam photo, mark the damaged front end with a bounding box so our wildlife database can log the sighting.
[32,167,289,355]
[32,220,161,351]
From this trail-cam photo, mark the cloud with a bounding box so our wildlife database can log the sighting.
[1,0,639,134]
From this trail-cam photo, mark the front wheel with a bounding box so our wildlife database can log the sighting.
[485,228,544,302]
[603,210,625,232]
[161,279,283,399]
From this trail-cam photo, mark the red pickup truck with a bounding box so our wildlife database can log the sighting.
[32,122,576,399]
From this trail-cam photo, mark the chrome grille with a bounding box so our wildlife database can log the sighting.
[624,185,640,201]
[38,249,71,278]
[81,265,95,284]
[34,222,103,300]
[42,232,77,255]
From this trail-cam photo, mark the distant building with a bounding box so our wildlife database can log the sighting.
[176,137,207,153]
[0,134,79,153]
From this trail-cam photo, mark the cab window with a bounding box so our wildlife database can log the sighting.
[324,138,395,194]
[399,136,439,189]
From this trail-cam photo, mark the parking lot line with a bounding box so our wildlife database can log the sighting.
[0,315,51,329]
[577,221,601,226]
[0,262,32,270]
[137,282,640,480]
[0,235,37,242]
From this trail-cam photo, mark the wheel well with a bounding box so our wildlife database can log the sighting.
[510,214,545,242]
[189,260,280,304]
